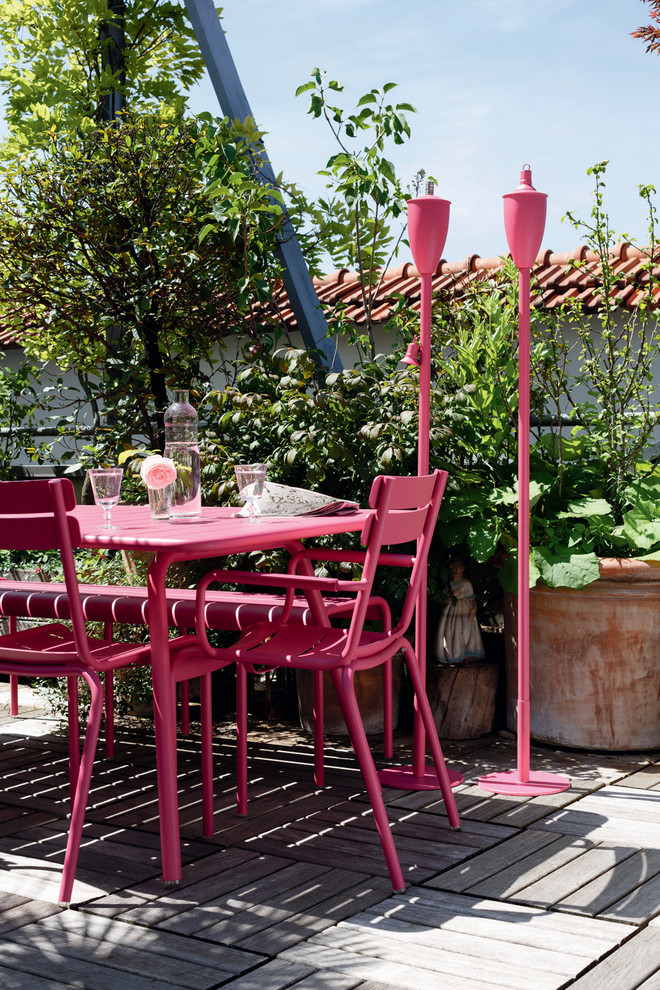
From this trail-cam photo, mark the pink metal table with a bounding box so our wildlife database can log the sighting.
[76,503,370,884]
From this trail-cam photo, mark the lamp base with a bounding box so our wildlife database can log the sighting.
[378,764,464,790]
[478,769,570,796]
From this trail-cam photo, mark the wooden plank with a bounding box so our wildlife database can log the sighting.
[218,959,317,989]
[637,973,660,990]
[534,814,660,847]
[0,851,108,904]
[158,860,330,939]
[603,871,660,925]
[278,940,502,990]
[309,803,516,850]
[81,848,257,921]
[567,927,660,990]
[284,808,486,868]
[38,912,263,983]
[437,784,524,823]
[0,933,200,990]
[116,851,295,929]
[289,975,364,990]
[202,788,359,845]
[389,784,502,815]
[425,828,559,892]
[511,843,638,909]
[395,888,635,947]
[335,915,586,984]
[467,835,596,899]
[555,847,660,919]
[561,786,660,822]
[487,782,591,829]
[236,874,394,954]
[242,805,467,877]
[281,903,630,990]
[618,766,660,790]
[245,825,412,880]
[0,896,61,934]
[0,964,74,990]
[0,810,58,837]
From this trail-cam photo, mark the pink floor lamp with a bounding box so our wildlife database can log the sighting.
[379,182,463,791]
[478,167,570,797]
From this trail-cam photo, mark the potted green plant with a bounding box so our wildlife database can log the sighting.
[435,163,660,750]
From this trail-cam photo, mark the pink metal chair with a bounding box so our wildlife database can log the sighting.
[0,479,151,906]
[170,472,460,891]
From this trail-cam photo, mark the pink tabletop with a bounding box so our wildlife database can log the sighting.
[76,504,369,557]
[74,502,370,884]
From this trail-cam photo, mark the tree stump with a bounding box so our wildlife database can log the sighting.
[296,657,403,736]
[427,659,499,739]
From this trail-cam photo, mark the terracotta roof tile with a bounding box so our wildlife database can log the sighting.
[3,242,660,348]
[289,241,660,328]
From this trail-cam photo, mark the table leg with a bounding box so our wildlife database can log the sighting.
[288,541,332,787]
[148,553,182,884]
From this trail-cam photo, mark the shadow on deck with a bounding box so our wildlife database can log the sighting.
[1,682,660,990]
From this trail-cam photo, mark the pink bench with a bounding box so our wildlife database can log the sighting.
[0,579,393,756]
[0,579,327,631]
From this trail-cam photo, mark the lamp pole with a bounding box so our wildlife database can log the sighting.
[379,182,463,790]
[479,167,570,797]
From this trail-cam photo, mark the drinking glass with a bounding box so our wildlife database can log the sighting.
[234,464,267,522]
[88,468,123,530]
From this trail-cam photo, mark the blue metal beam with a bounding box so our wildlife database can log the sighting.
[183,0,341,372]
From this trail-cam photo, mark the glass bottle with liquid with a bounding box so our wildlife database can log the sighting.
[163,389,201,519]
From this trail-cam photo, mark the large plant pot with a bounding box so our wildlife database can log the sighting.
[296,657,403,737]
[505,558,660,751]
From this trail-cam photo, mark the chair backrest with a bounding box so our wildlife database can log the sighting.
[0,478,91,661]
[346,471,447,658]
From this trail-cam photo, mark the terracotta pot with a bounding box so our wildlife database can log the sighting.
[296,657,403,736]
[505,558,660,751]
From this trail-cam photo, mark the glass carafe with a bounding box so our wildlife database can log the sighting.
[163,389,201,519]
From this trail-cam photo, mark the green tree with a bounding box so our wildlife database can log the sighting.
[0,110,285,458]
[0,0,207,153]
[292,69,416,362]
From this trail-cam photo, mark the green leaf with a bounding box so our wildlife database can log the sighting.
[466,524,499,563]
[621,502,660,549]
[557,498,612,519]
[532,547,601,589]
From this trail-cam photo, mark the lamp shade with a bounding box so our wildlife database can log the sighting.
[407,195,450,275]
[401,342,420,366]
[503,166,547,269]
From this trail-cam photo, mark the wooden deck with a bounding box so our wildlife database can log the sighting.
[1,680,660,989]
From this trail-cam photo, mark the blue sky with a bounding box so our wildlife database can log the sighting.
[186,0,660,266]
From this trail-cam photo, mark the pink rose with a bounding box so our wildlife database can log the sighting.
[140,454,177,490]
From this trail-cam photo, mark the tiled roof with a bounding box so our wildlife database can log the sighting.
[273,241,660,330]
[0,326,20,348]
[2,242,659,348]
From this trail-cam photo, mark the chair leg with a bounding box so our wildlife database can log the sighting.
[404,646,461,829]
[313,670,325,787]
[383,658,393,760]
[9,673,18,717]
[178,628,191,735]
[67,676,80,804]
[102,622,115,758]
[200,674,214,837]
[236,664,248,816]
[103,671,115,759]
[9,619,18,716]
[59,670,103,907]
[179,680,190,735]
[331,666,406,892]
